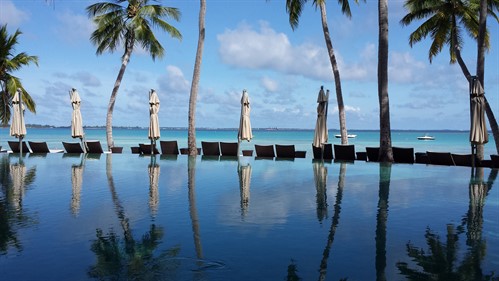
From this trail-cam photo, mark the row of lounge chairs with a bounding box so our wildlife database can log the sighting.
[4,140,120,154]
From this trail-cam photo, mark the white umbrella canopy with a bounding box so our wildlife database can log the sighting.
[70,88,86,152]
[148,89,160,154]
[313,86,328,148]
[238,90,253,142]
[10,89,27,153]
[470,77,488,145]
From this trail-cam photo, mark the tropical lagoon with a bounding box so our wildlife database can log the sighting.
[0,150,498,280]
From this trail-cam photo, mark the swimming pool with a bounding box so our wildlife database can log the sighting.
[1,153,498,280]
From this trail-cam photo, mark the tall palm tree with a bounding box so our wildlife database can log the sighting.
[286,0,364,145]
[87,0,182,150]
[400,0,499,158]
[187,0,206,156]
[0,24,38,125]
[377,0,393,162]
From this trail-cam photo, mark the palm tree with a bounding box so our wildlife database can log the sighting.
[286,0,364,145]
[86,0,182,150]
[400,0,499,158]
[377,0,393,162]
[0,24,38,125]
[187,0,206,156]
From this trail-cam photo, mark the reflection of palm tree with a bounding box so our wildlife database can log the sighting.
[188,156,203,260]
[397,168,498,280]
[376,163,391,281]
[318,162,347,281]
[0,155,36,254]
[88,154,180,279]
[286,259,302,281]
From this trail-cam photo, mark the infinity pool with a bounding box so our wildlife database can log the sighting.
[1,153,498,280]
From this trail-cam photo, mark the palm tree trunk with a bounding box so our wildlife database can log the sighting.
[188,0,206,156]
[106,46,133,150]
[377,0,393,162]
[319,2,348,145]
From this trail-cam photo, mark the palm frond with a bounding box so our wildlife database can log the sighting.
[286,0,307,30]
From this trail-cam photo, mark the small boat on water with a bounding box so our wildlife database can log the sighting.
[335,134,357,139]
[417,134,435,141]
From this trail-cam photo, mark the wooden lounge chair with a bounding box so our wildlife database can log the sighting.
[160,140,179,155]
[275,144,295,158]
[139,143,160,154]
[8,141,30,153]
[201,141,220,156]
[393,147,414,164]
[356,152,367,161]
[426,151,455,166]
[255,144,275,158]
[220,142,238,156]
[131,146,141,154]
[366,147,380,162]
[312,144,333,160]
[28,141,50,153]
[111,147,123,153]
[415,152,428,164]
[491,155,499,168]
[62,142,84,153]
[334,144,356,161]
[451,153,473,166]
[179,148,202,155]
[85,140,104,153]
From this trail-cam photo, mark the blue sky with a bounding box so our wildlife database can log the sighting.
[1,0,498,130]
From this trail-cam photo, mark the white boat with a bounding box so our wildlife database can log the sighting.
[417,134,435,140]
[335,134,357,139]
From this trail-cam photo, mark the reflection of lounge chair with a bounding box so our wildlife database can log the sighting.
[28,141,50,153]
[255,144,275,158]
[426,151,455,166]
[276,144,295,158]
[334,144,356,161]
[201,141,220,156]
[451,153,472,166]
[8,141,30,153]
[63,142,84,153]
[85,140,104,153]
[139,143,160,154]
[220,142,238,156]
[160,140,179,155]
[366,147,379,162]
[393,147,414,164]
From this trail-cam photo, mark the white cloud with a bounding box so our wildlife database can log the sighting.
[217,21,331,81]
[159,65,190,93]
[0,1,29,25]
[389,52,427,83]
[260,77,279,92]
[56,10,94,43]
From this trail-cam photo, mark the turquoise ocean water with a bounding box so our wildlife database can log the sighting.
[0,127,497,157]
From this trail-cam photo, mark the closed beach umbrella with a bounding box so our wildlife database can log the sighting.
[313,86,328,149]
[238,90,253,146]
[313,161,328,222]
[70,88,86,152]
[10,88,26,153]
[238,162,252,219]
[148,160,160,217]
[148,89,160,154]
[470,77,488,145]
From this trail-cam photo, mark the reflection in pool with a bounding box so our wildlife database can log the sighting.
[0,153,498,280]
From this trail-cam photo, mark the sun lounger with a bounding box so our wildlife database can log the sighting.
[426,151,455,166]
[28,141,51,153]
[111,147,123,153]
[334,144,356,161]
[131,146,141,154]
[220,142,238,156]
[275,144,295,158]
[85,140,105,153]
[62,142,84,153]
[393,147,414,164]
[255,144,275,158]
[451,153,473,166]
[491,155,499,168]
[8,141,31,153]
[160,140,179,155]
[179,148,202,155]
[139,143,160,154]
[415,152,428,164]
[201,141,220,156]
[366,147,380,162]
[312,144,332,160]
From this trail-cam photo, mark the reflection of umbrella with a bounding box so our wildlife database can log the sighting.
[237,90,253,154]
[148,89,160,155]
[70,88,86,152]
[71,161,84,216]
[469,77,488,165]
[313,86,328,157]
[238,162,252,219]
[148,157,160,217]
[313,161,328,222]
[10,162,26,211]
[10,88,26,154]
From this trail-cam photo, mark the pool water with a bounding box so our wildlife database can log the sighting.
[1,153,498,280]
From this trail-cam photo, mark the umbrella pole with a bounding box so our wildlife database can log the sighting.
[18,91,23,155]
